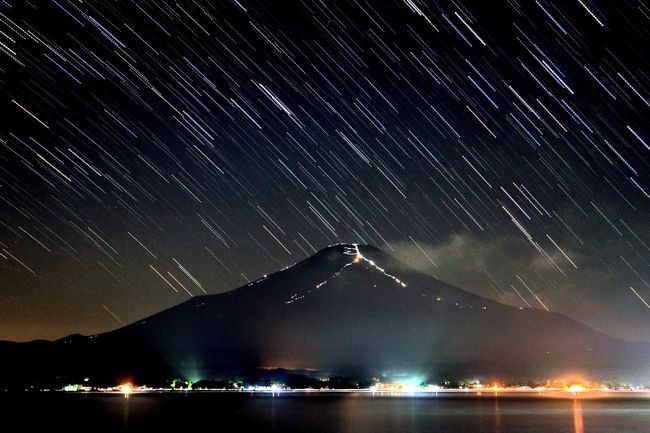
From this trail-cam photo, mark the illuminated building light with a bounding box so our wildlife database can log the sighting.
[117,383,133,395]
[568,385,586,394]
[63,384,81,392]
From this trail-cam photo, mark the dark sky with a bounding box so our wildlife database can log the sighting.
[0,0,648,342]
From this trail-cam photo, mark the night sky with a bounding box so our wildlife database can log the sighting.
[0,0,648,343]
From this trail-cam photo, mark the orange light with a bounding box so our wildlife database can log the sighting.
[567,385,585,393]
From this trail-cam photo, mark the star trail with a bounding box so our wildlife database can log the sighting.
[0,0,648,342]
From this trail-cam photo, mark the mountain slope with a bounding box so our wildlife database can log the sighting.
[1,244,649,387]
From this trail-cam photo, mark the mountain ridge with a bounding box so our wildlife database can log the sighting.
[1,243,649,387]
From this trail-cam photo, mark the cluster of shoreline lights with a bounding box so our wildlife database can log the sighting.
[62,379,650,397]
[286,244,407,304]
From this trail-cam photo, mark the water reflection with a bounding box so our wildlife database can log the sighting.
[573,398,584,433]
[494,397,501,433]
[13,393,650,433]
[270,394,276,430]
[122,396,130,430]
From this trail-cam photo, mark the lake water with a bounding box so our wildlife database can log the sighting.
[3,392,650,432]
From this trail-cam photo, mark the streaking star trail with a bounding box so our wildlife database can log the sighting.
[0,0,648,342]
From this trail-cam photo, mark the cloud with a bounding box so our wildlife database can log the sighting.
[389,231,650,342]
[390,232,584,308]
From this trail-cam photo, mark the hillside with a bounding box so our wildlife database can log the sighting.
[1,244,648,387]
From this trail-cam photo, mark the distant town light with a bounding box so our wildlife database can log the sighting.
[568,385,586,394]
[119,383,133,395]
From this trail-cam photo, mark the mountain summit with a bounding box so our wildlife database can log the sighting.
[2,243,649,386]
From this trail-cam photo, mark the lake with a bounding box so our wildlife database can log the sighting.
[3,392,650,432]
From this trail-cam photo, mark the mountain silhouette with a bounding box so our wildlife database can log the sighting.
[2,243,649,387]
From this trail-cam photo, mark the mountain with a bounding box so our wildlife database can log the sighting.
[1,243,649,388]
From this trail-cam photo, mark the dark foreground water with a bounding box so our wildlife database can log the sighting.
[3,392,650,432]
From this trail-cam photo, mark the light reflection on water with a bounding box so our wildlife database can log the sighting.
[573,399,584,433]
[494,396,502,433]
[5,393,650,432]
[122,396,130,430]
